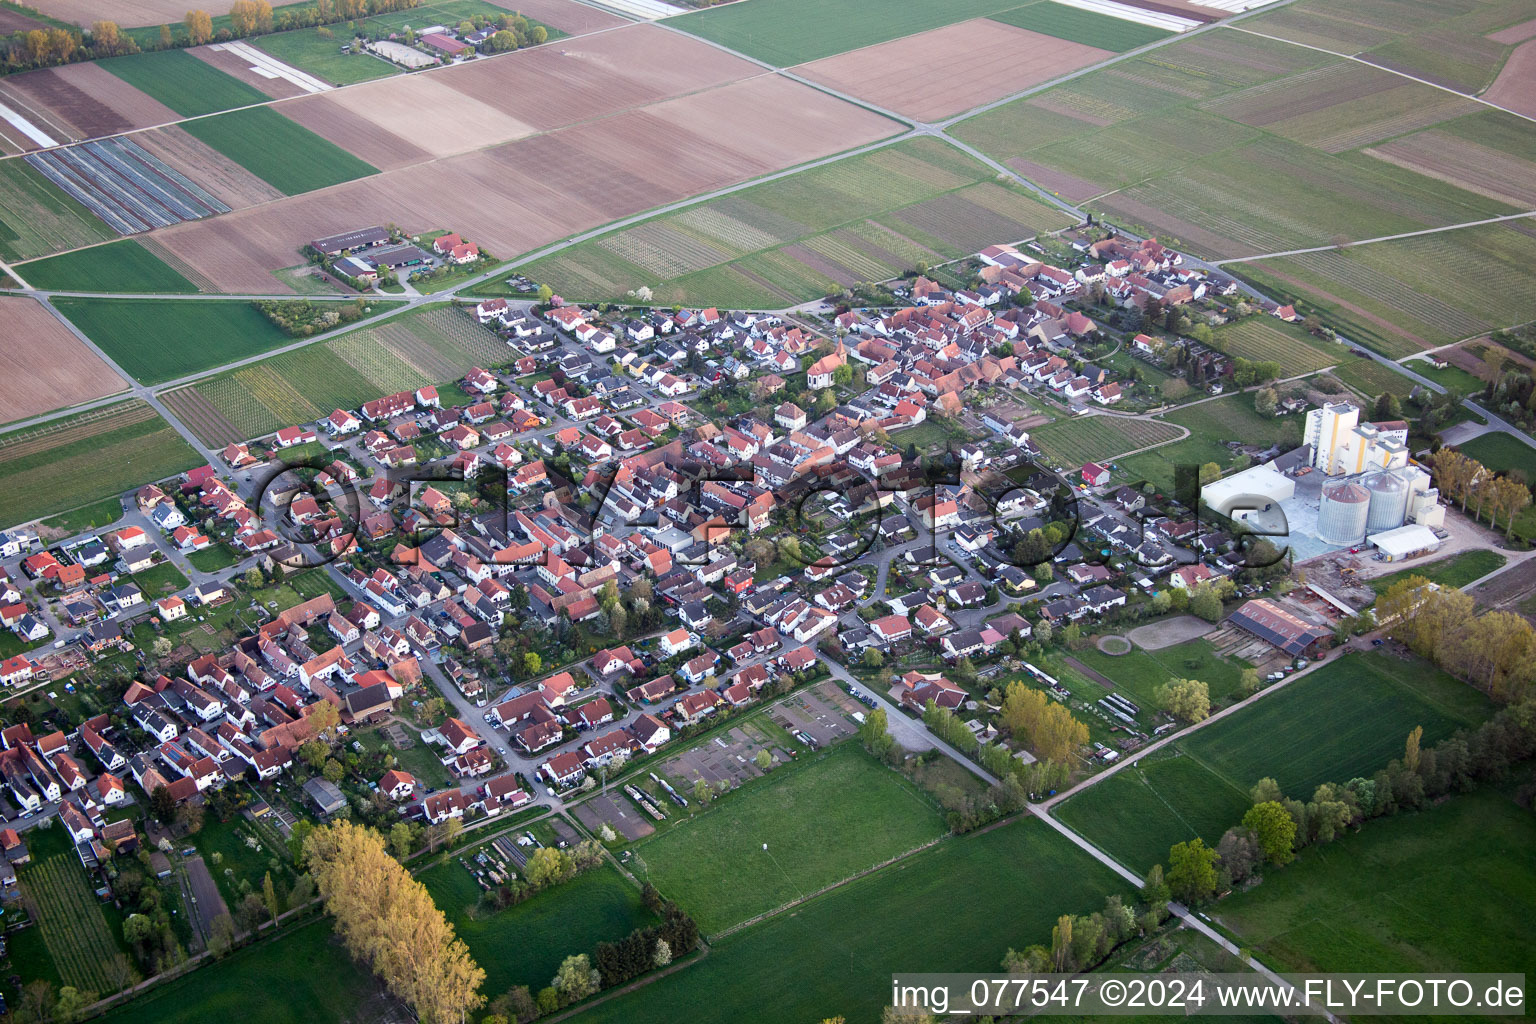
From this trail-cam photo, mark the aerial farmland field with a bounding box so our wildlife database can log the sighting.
[1029,414,1183,467]
[0,401,201,526]
[991,1,1174,50]
[569,817,1129,1024]
[97,48,269,117]
[1210,318,1341,377]
[629,742,947,934]
[668,0,1045,67]
[0,296,127,421]
[51,297,294,385]
[252,27,400,86]
[524,137,1072,307]
[1056,652,1491,873]
[18,239,198,293]
[181,106,379,196]
[0,159,115,262]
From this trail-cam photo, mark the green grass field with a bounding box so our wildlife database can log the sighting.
[1329,354,1421,399]
[1056,749,1251,874]
[253,27,399,85]
[1217,783,1536,978]
[570,816,1128,1024]
[669,0,1040,66]
[1031,414,1184,467]
[1456,431,1536,478]
[0,402,201,528]
[1368,548,1507,595]
[1066,637,1253,711]
[1055,651,1491,873]
[990,1,1173,51]
[1121,394,1289,490]
[526,137,1071,308]
[99,919,378,1024]
[188,544,243,572]
[0,159,115,263]
[98,49,269,117]
[422,856,655,997]
[632,743,947,933]
[52,298,292,385]
[19,240,198,294]
[182,106,378,196]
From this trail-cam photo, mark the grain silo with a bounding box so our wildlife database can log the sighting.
[1318,479,1370,546]
[1362,469,1410,533]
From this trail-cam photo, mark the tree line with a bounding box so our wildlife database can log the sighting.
[304,821,485,1024]
[1430,448,1532,541]
[1157,694,1536,907]
[3,0,420,75]
[1377,574,1533,702]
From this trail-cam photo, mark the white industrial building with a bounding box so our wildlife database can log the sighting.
[1367,523,1443,562]
[1304,402,1408,476]
[1199,463,1295,519]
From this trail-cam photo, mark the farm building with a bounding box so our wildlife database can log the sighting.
[1366,524,1442,562]
[367,244,433,270]
[1227,599,1328,657]
[311,226,391,255]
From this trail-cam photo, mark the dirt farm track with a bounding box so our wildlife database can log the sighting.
[0,297,128,422]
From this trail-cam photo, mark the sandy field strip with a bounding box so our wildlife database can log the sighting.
[0,62,180,144]
[134,124,286,211]
[148,73,897,293]
[283,73,536,165]
[1484,38,1536,119]
[28,0,195,27]
[0,297,128,420]
[486,0,630,35]
[796,20,1111,122]
[1487,17,1536,45]
[190,44,308,100]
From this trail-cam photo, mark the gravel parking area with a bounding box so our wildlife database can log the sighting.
[1127,614,1214,650]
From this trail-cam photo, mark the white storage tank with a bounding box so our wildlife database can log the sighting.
[1318,479,1370,546]
[1362,469,1410,533]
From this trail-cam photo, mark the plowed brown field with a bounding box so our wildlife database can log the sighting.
[1485,38,1536,119]
[0,297,127,421]
[29,0,194,27]
[135,125,285,210]
[797,20,1111,122]
[487,0,627,35]
[190,44,308,99]
[150,72,897,292]
[0,62,177,143]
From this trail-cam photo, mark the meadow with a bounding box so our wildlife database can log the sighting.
[526,138,1072,308]
[1029,414,1183,468]
[1211,318,1340,377]
[1119,389,1294,488]
[0,159,115,263]
[99,919,379,1024]
[991,2,1172,51]
[19,240,198,293]
[98,49,269,117]
[253,27,399,85]
[1368,548,1507,595]
[1329,353,1421,399]
[0,402,201,526]
[669,0,1042,67]
[570,816,1129,1024]
[422,856,655,997]
[1456,431,1536,479]
[1216,783,1536,978]
[52,298,292,384]
[1066,637,1253,710]
[181,106,379,195]
[631,742,947,934]
[1055,651,1491,873]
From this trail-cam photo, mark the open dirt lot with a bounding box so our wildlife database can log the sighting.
[575,791,655,841]
[662,723,786,791]
[1484,37,1536,119]
[797,19,1111,122]
[136,124,286,211]
[0,62,178,143]
[29,0,194,27]
[1127,614,1215,650]
[0,297,128,420]
[488,0,628,35]
[190,43,308,100]
[770,682,858,746]
[150,71,896,292]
